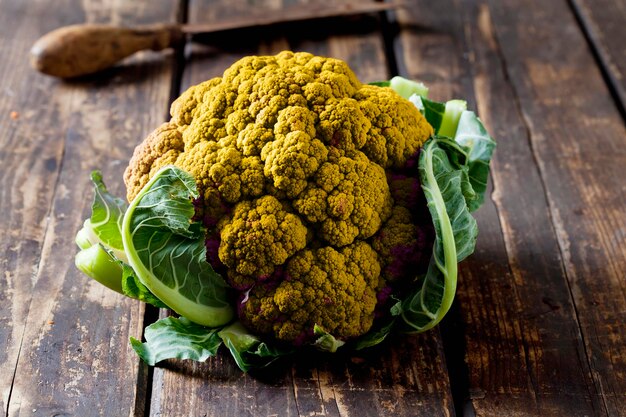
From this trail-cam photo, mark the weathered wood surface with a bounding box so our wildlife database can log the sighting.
[0,0,180,415]
[482,0,626,414]
[570,0,626,114]
[1,0,625,416]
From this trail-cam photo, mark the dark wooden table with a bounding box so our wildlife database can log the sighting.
[1,0,625,415]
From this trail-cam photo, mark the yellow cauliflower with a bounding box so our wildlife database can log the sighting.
[123,51,434,343]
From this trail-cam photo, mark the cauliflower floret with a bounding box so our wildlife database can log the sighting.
[318,98,370,153]
[261,106,327,198]
[123,51,435,343]
[293,149,393,247]
[124,122,184,201]
[218,195,308,279]
[372,206,429,281]
[356,85,433,168]
[176,137,265,205]
[170,78,222,127]
[372,174,435,281]
[239,242,381,343]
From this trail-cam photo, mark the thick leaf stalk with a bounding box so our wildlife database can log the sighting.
[122,166,234,327]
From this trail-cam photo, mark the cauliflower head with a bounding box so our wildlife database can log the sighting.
[124,51,434,344]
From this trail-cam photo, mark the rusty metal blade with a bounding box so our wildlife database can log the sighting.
[181,1,405,34]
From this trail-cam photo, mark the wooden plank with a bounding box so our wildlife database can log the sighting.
[181,1,405,34]
[148,1,455,416]
[0,0,180,415]
[481,0,626,414]
[570,0,626,115]
[0,0,86,413]
[448,3,605,412]
[396,0,626,415]
[0,0,88,411]
[152,332,451,417]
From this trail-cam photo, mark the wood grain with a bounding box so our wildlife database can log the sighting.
[570,0,626,114]
[456,3,604,414]
[482,0,626,414]
[147,1,455,416]
[395,0,626,415]
[152,333,452,417]
[0,0,180,415]
[0,1,83,412]
[3,0,623,415]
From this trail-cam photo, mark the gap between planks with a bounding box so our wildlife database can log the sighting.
[137,1,191,415]
[567,0,626,122]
